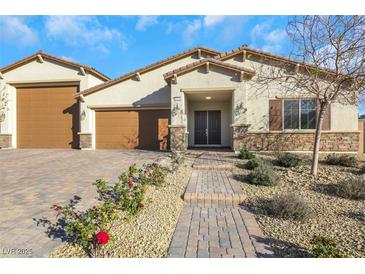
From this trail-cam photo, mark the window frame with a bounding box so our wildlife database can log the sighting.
[282,98,317,131]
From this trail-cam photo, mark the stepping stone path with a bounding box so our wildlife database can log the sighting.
[167,152,274,258]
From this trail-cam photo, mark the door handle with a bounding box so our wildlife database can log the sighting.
[205,128,208,136]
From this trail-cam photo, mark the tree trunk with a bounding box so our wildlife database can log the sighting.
[311,101,328,176]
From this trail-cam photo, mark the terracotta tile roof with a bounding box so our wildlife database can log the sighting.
[76,46,221,97]
[217,45,344,76]
[0,51,110,81]
[163,58,255,81]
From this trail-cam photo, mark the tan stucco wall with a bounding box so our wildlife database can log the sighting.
[222,54,358,132]
[187,100,232,147]
[81,53,207,147]
[170,66,247,129]
[1,59,106,148]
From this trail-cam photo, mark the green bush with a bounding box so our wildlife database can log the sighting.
[51,199,120,257]
[338,178,365,200]
[140,163,169,186]
[268,193,312,221]
[245,158,264,170]
[359,164,365,174]
[276,153,302,168]
[238,147,255,160]
[311,235,350,258]
[325,154,358,168]
[247,163,278,186]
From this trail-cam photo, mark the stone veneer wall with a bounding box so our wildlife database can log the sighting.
[233,131,359,152]
[0,134,12,148]
[79,133,92,149]
[169,126,187,152]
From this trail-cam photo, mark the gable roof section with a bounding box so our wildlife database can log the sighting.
[76,46,221,97]
[217,45,343,77]
[0,51,110,81]
[163,58,255,82]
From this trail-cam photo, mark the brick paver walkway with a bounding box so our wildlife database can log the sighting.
[168,152,274,258]
[0,149,164,258]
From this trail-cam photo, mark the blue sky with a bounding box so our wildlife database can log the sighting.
[0,16,291,78]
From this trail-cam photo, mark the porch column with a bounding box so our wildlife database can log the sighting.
[169,125,187,152]
[231,123,250,152]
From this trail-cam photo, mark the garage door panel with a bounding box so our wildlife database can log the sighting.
[96,110,170,150]
[17,86,79,148]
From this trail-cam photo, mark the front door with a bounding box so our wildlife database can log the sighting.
[194,111,221,145]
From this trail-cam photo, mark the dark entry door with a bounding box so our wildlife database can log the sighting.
[208,111,221,145]
[194,111,221,145]
[194,111,207,144]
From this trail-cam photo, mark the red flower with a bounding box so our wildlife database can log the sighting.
[51,205,61,211]
[95,231,109,245]
[138,203,144,208]
[128,181,134,188]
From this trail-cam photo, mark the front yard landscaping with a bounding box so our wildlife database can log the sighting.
[49,155,193,258]
[233,152,365,258]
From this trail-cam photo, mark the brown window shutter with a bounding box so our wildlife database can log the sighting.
[269,99,283,131]
[322,103,331,130]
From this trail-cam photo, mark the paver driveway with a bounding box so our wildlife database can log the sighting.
[0,149,165,258]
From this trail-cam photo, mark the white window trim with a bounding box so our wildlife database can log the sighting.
[282,98,317,131]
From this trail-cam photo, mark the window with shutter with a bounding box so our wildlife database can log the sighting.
[269,99,283,131]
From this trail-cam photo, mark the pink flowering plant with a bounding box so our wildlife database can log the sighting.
[42,163,168,257]
[95,164,146,216]
[50,198,119,257]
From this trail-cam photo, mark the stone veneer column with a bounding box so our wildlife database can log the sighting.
[169,125,187,152]
[231,124,250,152]
[0,134,12,148]
[78,133,92,149]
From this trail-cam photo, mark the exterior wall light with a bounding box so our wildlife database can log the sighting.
[80,110,86,121]
[205,96,212,100]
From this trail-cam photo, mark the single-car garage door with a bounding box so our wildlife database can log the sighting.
[95,109,170,150]
[17,85,79,148]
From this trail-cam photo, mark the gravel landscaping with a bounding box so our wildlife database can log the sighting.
[50,156,193,258]
[232,154,365,258]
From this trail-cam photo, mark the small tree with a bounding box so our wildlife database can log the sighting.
[255,16,365,175]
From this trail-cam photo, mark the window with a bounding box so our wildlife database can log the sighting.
[284,99,317,130]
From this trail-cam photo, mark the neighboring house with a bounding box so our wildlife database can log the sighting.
[0,45,359,153]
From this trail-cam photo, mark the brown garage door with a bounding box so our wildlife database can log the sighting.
[96,109,170,150]
[17,86,79,148]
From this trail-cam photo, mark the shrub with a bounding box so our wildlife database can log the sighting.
[140,163,169,186]
[95,164,146,216]
[247,163,278,186]
[268,193,312,221]
[276,153,302,168]
[238,147,255,160]
[359,164,365,174]
[245,158,263,170]
[338,178,365,200]
[51,200,120,257]
[311,235,350,258]
[325,154,358,167]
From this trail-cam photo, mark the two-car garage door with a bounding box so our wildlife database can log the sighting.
[95,109,170,150]
[16,86,170,150]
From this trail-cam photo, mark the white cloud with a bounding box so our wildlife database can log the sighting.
[44,16,127,52]
[0,16,38,47]
[266,29,287,44]
[203,16,226,27]
[182,19,202,45]
[250,21,287,53]
[136,16,159,31]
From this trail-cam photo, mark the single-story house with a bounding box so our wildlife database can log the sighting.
[0,45,359,153]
